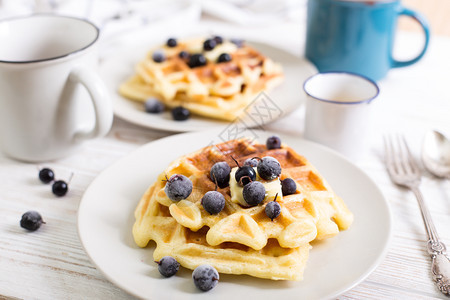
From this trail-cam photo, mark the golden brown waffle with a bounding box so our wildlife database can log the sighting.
[119,37,284,121]
[132,138,353,281]
[134,185,311,280]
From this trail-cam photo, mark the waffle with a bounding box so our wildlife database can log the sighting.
[119,37,284,121]
[132,138,353,281]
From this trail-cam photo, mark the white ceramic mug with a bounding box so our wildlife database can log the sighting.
[303,72,379,160]
[0,14,113,162]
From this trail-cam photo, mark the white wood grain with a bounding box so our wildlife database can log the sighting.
[0,22,449,300]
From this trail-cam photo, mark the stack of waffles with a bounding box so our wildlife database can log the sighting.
[132,138,353,281]
[119,37,284,121]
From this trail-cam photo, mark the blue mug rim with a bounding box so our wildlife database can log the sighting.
[303,71,380,105]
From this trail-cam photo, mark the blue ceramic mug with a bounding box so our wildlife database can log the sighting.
[305,0,430,81]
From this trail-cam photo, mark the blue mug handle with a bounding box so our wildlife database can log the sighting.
[391,7,430,68]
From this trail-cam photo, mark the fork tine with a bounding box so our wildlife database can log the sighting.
[384,135,398,175]
[383,135,391,164]
[390,134,405,175]
[400,135,420,174]
[395,134,410,175]
[383,135,393,169]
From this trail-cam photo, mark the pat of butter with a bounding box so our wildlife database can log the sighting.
[229,167,282,206]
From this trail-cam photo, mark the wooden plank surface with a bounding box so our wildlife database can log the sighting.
[0,17,449,300]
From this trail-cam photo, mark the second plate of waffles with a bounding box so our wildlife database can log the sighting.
[78,129,392,299]
[100,37,316,132]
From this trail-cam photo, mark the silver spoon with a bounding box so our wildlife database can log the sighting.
[422,130,450,179]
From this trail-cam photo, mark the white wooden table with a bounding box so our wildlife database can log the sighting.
[0,18,449,300]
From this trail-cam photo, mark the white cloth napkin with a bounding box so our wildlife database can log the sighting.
[0,0,306,27]
[0,0,202,39]
[0,0,306,57]
[200,0,305,25]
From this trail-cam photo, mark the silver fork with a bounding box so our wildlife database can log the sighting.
[384,135,450,295]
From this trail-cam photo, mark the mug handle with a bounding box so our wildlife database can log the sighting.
[391,7,430,68]
[68,67,113,142]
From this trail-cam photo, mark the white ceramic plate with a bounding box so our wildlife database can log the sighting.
[99,41,316,132]
[78,129,392,300]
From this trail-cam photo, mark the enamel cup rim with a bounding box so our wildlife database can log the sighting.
[303,71,380,105]
[0,14,99,64]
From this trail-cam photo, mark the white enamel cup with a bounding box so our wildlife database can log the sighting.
[303,72,379,160]
[0,14,113,162]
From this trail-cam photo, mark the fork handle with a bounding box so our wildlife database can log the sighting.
[430,250,450,294]
[411,187,440,244]
[411,186,450,294]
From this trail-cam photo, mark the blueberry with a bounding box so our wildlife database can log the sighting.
[20,211,45,231]
[155,256,180,277]
[166,38,177,47]
[266,135,281,150]
[281,178,296,196]
[213,35,223,44]
[243,158,258,167]
[152,51,165,63]
[235,165,256,186]
[242,181,265,206]
[188,54,207,68]
[201,191,225,214]
[144,98,165,113]
[257,156,281,181]
[217,53,231,63]
[265,198,281,221]
[179,51,189,60]
[171,106,190,121]
[230,38,244,48]
[210,162,231,188]
[192,264,219,292]
[203,39,216,51]
[52,180,68,197]
[39,168,54,184]
[164,174,193,201]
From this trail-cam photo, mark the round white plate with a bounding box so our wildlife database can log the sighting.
[99,41,317,132]
[78,129,392,300]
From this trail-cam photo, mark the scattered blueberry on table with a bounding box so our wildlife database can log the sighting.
[38,167,54,184]
[52,180,68,197]
[20,211,45,231]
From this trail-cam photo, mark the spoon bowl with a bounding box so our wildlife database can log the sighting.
[422,130,450,179]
